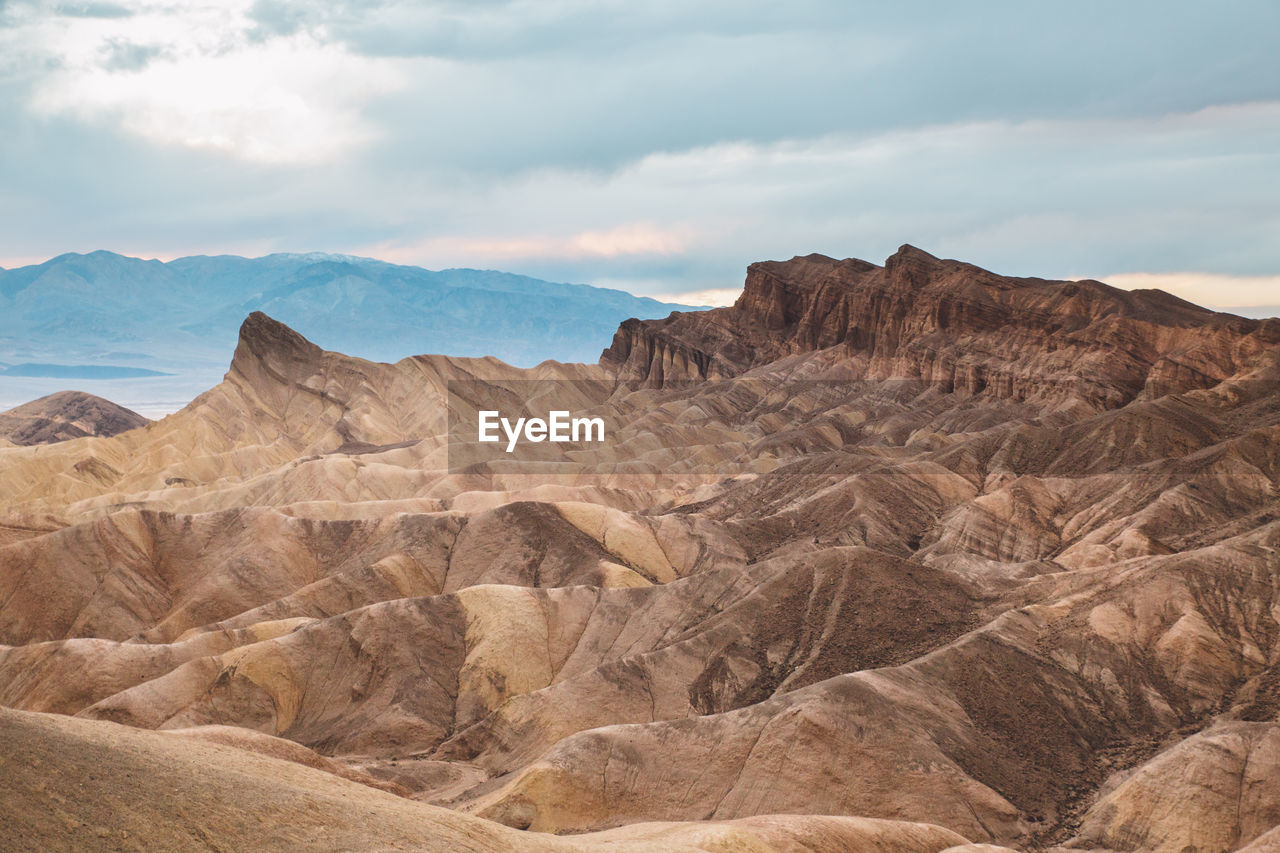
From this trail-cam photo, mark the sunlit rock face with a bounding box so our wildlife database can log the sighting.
[3,246,1280,852]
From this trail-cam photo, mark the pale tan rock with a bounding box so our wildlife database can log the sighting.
[1070,722,1280,853]
[0,706,976,853]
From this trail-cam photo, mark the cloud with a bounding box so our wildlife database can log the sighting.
[243,0,881,61]
[12,0,405,163]
[648,288,742,308]
[1103,272,1280,311]
[364,223,694,266]
[99,38,165,71]
[53,2,132,19]
[339,101,1280,291]
[0,1,1277,305]
[13,1,1280,173]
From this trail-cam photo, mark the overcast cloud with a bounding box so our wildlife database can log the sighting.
[1,0,1277,310]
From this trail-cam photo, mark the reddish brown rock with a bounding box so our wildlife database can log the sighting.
[603,245,1280,407]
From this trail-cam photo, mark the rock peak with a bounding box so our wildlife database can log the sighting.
[229,312,324,385]
[889,243,941,263]
[884,244,951,287]
[237,312,321,357]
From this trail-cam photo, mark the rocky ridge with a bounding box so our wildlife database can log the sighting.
[1,246,1279,852]
[603,245,1279,405]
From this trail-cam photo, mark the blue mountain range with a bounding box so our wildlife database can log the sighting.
[0,250,703,414]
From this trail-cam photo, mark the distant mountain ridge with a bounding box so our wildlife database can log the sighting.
[0,250,697,366]
[0,250,701,412]
[0,364,171,379]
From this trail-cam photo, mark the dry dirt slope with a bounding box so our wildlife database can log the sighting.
[0,706,971,852]
[1,245,1279,852]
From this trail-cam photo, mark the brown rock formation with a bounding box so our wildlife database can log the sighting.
[0,389,148,445]
[603,245,1279,406]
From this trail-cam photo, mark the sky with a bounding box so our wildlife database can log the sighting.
[1,0,1278,312]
